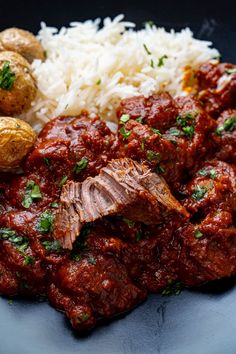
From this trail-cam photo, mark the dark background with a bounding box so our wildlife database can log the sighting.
[0,0,235,61]
[0,1,236,354]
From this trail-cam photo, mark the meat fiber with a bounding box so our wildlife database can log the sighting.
[54,158,188,249]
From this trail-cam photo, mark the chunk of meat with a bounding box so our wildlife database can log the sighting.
[48,253,147,331]
[54,158,188,249]
[212,109,236,163]
[196,61,236,117]
[25,112,119,181]
[117,92,178,132]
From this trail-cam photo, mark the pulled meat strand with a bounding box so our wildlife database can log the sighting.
[54,158,188,249]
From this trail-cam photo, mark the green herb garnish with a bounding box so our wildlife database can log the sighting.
[96,78,101,85]
[0,61,16,90]
[43,157,50,166]
[151,128,162,136]
[143,20,154,27]
[136,117,144,124]
[157,54,168,67]
[215,117,236,135]
[192,185,208,201]
[182,125,195,138]
[156,165,165,173]
[24,255,35,265]
[120,114,130,124]
[50,202,59,208]
[74,158,88,174]
[167,127,182,137]
[194,229,203,239]
[41,239,61,252]
[146,150,161,161]
[162,280,183,296]
[150,59,154,68]
[59,176,68,187]
[37,210,53,233]
[123,218,135,228]
[143,43,152,55]
[198,168,217,180]
[135,231,142,242]
[119,126,131,140]
[225,68,236,74]
[88,257,97,265]
[22,180,42,209]
[0,228,29,253]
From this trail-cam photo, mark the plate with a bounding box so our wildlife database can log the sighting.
[0,0,235,353]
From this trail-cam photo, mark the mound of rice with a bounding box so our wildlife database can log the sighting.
[24,14,219,131]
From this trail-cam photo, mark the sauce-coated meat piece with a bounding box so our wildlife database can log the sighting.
[117,95,216,188]
[117,92,178,132]
[25,112,119,182]
[212,109,236,163]
[176,160,236,286]
[196,61,236,117]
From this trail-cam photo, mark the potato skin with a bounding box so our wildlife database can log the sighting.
[0,27,44,63]
[0,116,36,169]
[0,51,37,115]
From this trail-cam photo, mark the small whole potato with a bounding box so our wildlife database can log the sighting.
[0,116,36,169]
[0,27,45,63]
[0,51,37,115]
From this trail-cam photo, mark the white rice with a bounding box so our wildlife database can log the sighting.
[23,14,219,131]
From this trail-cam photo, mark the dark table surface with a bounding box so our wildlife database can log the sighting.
[0,0,235,353]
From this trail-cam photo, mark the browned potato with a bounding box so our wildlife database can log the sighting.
[0,116,36,169]
[0,51,37,115]
[0,28,44,63]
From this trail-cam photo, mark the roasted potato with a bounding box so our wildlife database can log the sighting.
[0,51,37,115]
[0,116,36,169]
[0,28,44,63]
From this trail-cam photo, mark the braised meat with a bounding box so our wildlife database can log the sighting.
[54,158,188,249]
[0,61,235,332]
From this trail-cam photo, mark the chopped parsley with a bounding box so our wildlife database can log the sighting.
[43,157,50,166]
[143,20,154,27]
[156,165,165,174]
[0,228,29,253]
[162,280,183,296]
[76,313,90,323]
[182,125,195,138]
[140,139,145,151]
[192,185,208,201]
[0,61,16,90]
[151,128,162,136]
[120,114,130,124]
[157,54,168,67]
[143,43,152,55]
[37,210,53,233]
[119,126,131,140]
[50,202,59,208]
[96,78,101,85]
[215,117,236,135]
[87,257,97,265]
[150,59,154,68]
[41,239,61,253]
[59,176,68,188]
[136,116,144,124]
[176,112,195,139]
[24,255,35,265]
[167,127,182,137]
[225,68,236,74]
[198,168,217,180]
[22,180,42,209]
[146,150,161,161]
[194,229,203,239]
[73,158,88,174]
[123,218,135,228]
[135,231,142,242]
